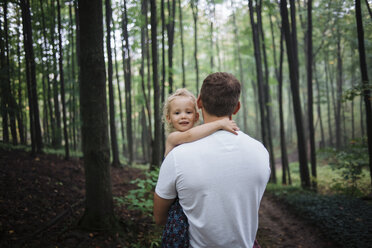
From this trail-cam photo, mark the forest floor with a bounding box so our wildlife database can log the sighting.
[0,147,338,248]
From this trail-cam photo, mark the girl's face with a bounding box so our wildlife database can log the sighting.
[167,96,199,132]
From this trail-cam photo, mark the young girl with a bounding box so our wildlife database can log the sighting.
[161,88,239,247]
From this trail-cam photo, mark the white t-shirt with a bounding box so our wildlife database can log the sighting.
[155,131,271,248]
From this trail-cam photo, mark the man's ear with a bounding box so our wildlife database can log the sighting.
[233,101,240,115]
[195,112,200,122]
[197,95,202,109]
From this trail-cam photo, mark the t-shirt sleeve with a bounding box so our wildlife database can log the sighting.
[155,152,177,199]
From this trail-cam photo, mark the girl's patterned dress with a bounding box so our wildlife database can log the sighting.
[161,199,261,248]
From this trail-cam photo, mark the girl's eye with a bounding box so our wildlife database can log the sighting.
[175,112,179,115]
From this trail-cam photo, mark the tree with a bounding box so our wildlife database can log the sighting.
[78,0,118,230]
[280,0,310,189]
[57,0,70,159]
[105,0,120,167]
[355,0,372,190]
[178,0,186,88]
[167,0,176,94]
[122,0,134,164]
[150,0,162,168]
[21,0,43,155]
[191,0,199,93]
[306,0,316,189]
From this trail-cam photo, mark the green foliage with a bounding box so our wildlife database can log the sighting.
[115,168,159,216]
[325,138,369,196]
[267,185,372,247]
[342,83,372,102]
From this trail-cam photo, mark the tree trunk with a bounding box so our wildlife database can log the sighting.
[78,0,118,231]
[57,0,70,159]
[150,0,162,168]
[167,0,176,94]
[140,0,152,163]
[0,7,9,144]
[232,6,248,133]
[355,0,372,190]
[122,0,133,164]
[105,0,120,167]
[15,17,26,145]
[280,0,310,189]
[314,63,325,148]
[257,0,276,183]
[21,0,43,155]
[248,0,268,150]
[51,0,62,148]
[3,2,18,145]
[306,0,316,189]
[178,0,186,88]
[191,0,199,93]
[335,27,343,149]
[113,20,127,158]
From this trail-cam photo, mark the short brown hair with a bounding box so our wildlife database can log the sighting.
[200,72,241,117]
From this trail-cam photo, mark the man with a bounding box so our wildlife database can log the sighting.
[154,72,271,247]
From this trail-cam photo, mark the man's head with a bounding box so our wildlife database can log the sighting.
[198,72,241,117]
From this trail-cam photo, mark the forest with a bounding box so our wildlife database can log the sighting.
[1,0,371,247]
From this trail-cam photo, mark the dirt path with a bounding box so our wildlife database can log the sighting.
[0,147,337,247]
[257,193,337,248]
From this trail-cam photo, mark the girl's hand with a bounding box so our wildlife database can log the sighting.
[218,119,240,135]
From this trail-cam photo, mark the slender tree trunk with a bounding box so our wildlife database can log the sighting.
[355,0,372,190]
[21,0,43,155]
[232,6,248,133]
[3,2,18,145]
[324,53,333,146]
[75,1,81,150]
[167,0,176,94]
[68,3,77,151]
[248,0,268,150]
[122,0,133,164]
[78,0,118,231]
[105,0,120,167]
[51,0,62,148]
[150,0,161,168]
[209,0,215,72]
[16,19,26,145]
[314,63,325,148]
[306,0,316,189]
[0,10,9,144]
[57,0,70,159]
[112,20,127,158]
[160,0,166,155]
[257,0,276,183]
[335,27,343,149]
[178,0,186,88]
[140,0,152,163]
[191,0,199,93]
[280,0,310,188]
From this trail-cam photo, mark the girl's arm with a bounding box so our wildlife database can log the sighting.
[164,118,239,156]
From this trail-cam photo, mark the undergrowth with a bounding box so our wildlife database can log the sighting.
[267,184,372,247]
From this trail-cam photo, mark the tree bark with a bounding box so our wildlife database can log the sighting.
[150,0,162,168]
[51,0,62,148]
[191,0,199,93]
[306,0,316,189]
[167,0,176,94]
[355,0,372,190]
[248,0,268,150]
[3,2,18,145]
[78,0,118,231]
[21,0,43,155]
[57,0,70,159]
[105,0,120,167]
[280,0,310,189]
[178,0,186,88]
[122,0,133,164]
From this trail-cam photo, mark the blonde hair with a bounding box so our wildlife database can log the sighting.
[163,88,199,133]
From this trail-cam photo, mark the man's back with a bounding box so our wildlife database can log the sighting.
[156,130,270,247]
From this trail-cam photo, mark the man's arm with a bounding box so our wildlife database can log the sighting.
[153,193,175,225]
[164,118,239,156]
